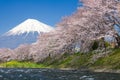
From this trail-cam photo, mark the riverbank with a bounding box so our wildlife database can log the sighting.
[0,49,120,73]
[59,68,120,73]
[0,61,120,73]
[90,68,120,73]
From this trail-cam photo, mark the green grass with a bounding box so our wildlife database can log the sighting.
[41,53,93,69]
[0,60,50,68]
[91,49,120,69]
[0,49,120,70]
[44,49,120,70]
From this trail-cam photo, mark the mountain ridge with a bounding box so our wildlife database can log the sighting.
[4,18,53,36]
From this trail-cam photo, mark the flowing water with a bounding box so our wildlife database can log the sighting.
[0,68,119,80]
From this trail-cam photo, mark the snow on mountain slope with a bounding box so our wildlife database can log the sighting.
[5,19,53,36]
[0,19,54,49]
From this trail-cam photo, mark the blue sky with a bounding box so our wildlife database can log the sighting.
[0,0,79,35]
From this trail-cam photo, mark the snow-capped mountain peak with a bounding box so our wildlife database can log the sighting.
[5,19,53,36]
[0,19,54,49]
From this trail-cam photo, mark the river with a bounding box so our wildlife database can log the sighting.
[0,68,119,80]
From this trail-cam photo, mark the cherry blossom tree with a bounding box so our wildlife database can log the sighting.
[28,0,120,62]
[1,0,120,62]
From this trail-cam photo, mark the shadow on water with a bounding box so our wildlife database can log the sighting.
[0,68,119,80]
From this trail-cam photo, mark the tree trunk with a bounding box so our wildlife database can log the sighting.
[115,34,120,48]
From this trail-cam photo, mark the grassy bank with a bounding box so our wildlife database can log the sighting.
[0,61,50,68]
[91,49,120,69]
[0,49,120,71]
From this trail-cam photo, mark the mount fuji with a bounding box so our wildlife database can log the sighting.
[0,19,54,49]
